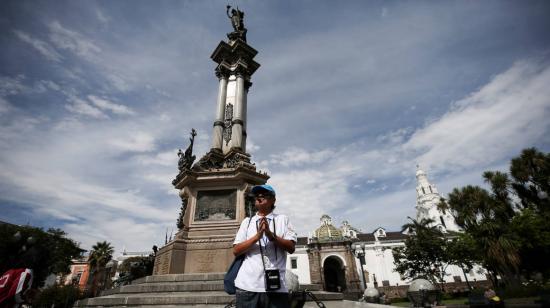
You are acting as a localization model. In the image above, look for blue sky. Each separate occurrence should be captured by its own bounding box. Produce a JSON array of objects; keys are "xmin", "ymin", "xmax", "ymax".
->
[{"xmin": 1, "ymin": 1, "xmax": 549, "ymax": 254}]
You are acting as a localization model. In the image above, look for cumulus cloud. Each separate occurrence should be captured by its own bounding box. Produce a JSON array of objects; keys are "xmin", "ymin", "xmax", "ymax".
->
[{"xmin": 13, "ymin": 30, "xmax": 62, "ymax": 62}]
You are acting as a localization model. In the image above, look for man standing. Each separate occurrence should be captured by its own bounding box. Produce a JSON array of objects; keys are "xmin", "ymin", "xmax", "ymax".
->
[{"xmin": 233, "ymin": 184, "xmax": 297, "ymax": 308}]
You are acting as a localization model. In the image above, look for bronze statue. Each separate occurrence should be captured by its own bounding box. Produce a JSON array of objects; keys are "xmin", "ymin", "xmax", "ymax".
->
[
  {"xmin": 177, "ymin": 128, "xmax": 197, "ymax": 171},
  {"xmin": 226, "ymin": 5, "xmax": 247, "ymax": 42}
]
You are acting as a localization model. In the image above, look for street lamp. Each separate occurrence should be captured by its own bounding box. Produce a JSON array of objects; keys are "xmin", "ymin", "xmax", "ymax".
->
[{"xmin": 353, "ymin": 243, "xmax": 367, "ymax": 290}]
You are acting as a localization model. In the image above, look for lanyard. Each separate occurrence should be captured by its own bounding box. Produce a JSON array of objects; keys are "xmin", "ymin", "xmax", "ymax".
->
[{"xmin": 256, "ymin": 217, "xmax": 278, "ymax": 265}]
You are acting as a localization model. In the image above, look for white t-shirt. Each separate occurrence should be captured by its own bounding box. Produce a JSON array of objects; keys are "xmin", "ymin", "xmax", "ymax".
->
[{"xmin": 233, "ymin": 212, "xmax": 297, "ymax": 293}]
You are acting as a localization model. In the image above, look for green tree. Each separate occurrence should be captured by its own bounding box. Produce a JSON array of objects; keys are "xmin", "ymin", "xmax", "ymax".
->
[
  {"xmin": 0, "ymin": 224, "xmax": 85, "ymax": 287},
  {"xmin": 392, "ymin": 218, "xmax": 450, "ymax": 288},
  {"xmin": 509, "ymin": 148, "xmax": 550, "ymax": 213},
  {"xmin": 440, "ymin": 148, "xmax": 550, "ymax": 286},
  {"xmin": 445, "ymin": 232, "xmax": 482, "ymax": 289},
  {"xmin": 508, "ymin": 148, "xmax": 550, "ymax": 280},
  {"xmin": 88, "ymin": 241, "xmax": 114, "ymax": 296},
  {"xmin": 115, "ymin": 255, "xmax": 154, "ymax": 283},
  {"xmin": 441, "ymin": 173, "xmax": 521, "ymax": 287}
]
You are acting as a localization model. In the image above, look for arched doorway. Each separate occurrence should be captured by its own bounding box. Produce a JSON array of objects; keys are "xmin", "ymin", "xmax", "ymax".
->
[{"xmin": 323, "ymin": 256, "xmax": 347, "ymax": 292}]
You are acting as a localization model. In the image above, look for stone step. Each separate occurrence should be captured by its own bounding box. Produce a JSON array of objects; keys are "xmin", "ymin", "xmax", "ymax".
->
[
  {"xmin": 76, "ymin": 291, "xmax": 234, "ymax": 306},
  {"xmin": 300, "ymin": 284, "xmax": 323, "ymax": 291},
  {"xmin": 76, "ymin": 291, "xmax": 344, "ymax": 307},
  {"xmin": 131, "ymin": 273, "xmax": 225, "ymax": 284},
  {"xmin": 102, "ymin": 282, "xmax": 322, "ymax": 296},
  {"xmin": 102, "ymin": 281, "xmax": 225, "ymax": 295},
  {"xmin": 76, "ymin": 273, "xmax": 344, "ymax": 307}
]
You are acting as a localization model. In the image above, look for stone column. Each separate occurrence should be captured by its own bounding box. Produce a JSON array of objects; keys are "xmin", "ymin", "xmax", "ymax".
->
[
  {"xmin": 241, "ymin": 81, "xmax": 250, "ymax": 152},
  {"xmin": 231, "ymin": 72, "xmax": 245, "ymax": 150},
  {"xmin": 211, "ymin": 72, "xmax": 228, "ymax": 151}
]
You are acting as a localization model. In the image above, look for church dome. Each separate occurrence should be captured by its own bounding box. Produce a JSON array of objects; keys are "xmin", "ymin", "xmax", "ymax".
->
[
  {"xmin": 314, "ymin": 215, "xmax": 344, "ymax": 241},
  {"xmin": 314, "ymin": 224, "xmax": 343, "ymax": 240}
]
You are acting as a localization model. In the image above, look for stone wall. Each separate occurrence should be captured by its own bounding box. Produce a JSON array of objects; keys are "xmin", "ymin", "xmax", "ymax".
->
[{"xmin": 376, "ymin": 280, "xmax": 493, "ymax": 299}]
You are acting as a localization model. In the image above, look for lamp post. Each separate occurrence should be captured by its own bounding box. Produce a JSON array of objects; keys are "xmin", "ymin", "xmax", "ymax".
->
[{"xmin": 353, "ymin": 243, "xmax": 367, "ymax": 290}]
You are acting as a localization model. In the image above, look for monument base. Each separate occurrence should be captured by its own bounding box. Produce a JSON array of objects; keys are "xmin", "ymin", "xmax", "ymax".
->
[
  {"xmin": 154, "ymin": 161, "xmax": 268, "ymax": 274},
  {"xmin": 153, "ymin": 231, "xmax": 235, "ymax": 274}
]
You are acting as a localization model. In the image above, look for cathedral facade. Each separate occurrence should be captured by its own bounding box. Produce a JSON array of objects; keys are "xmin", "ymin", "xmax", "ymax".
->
[{"xmin": 285, "ymin": 167, "xmax": 488, "ymax": 297}]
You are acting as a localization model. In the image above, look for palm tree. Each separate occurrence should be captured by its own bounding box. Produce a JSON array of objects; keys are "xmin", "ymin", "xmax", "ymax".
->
[
  {"xmin": 88, "ymin": 241, "xmax": 114, "ymax": 296},
  {"xmin": 445, "ymin": 176, "xmax": 521, "ymax": 287}
]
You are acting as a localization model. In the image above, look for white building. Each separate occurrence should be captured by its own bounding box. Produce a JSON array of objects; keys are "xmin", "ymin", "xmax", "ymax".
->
[{"xmin": 285, "ymin": 167, "xmax": 487, "ymax": 293}]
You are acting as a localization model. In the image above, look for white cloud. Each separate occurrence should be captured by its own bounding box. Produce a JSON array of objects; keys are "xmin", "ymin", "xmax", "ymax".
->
[
  {"xmin": 2, "ymin": 2, "xmax": 549, "ymax": 253},
  {"xmin": 0, "ymin": 97, "xmax": 11, "ymax": 114},
  {"xmin": 108, "ymin": 131, "xmax": 156, "ymax": 153},
  {"xmin": 95, "ymin": 8, "xmax": 110, "ymax": 25},
  {"xmin": 404, "ymin": 59, "xmax": 550, "ymax": 173},
  {"xmin": 88, "ymin": 95, "xmax": 135, "ymax": 115},
  {"xmin": 48, "ymin": 21, "xmax": 101, "ymax": 61},
  {"xmin": 13, "ymin": 30, "xmax": 62, "ymax": 62},
  {"xmin": 36, "ymin": 80, "xmax": 61, "ymax": 92},
  {"xmin": 65, "ymin": 96, "xmax": 107, "ymax": 119},
  {"xmin": 64, "ymin": 217, "xmax": 166, "ymax": 254},
  {"xmin": 136, "ymin": 149, "xmax": 178, "ymax": 166},
  {"xmin": 268, "ymin": 147, "xmax": 336, "ymax": 167},
  {"xmin": 246, "ymin": 139, "xmax": 261, "ymax": 153},
  {"xmin": 260, "ymin": 58, "xmax": 550, "ymax": 235},
  {"xmin": 0, "ymin": 75, "xmax": 27, "ymax": 96}
]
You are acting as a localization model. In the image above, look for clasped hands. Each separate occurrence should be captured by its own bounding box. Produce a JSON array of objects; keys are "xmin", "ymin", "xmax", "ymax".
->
[{"xmin": 256, "ymin": 216, "xmax": 276, "ymax": 241}]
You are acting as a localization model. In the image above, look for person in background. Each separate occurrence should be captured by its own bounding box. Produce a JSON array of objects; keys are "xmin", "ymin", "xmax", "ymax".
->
[{"xmin": 0, "ymin": 268, "xmax": 33, "ymax": 308}]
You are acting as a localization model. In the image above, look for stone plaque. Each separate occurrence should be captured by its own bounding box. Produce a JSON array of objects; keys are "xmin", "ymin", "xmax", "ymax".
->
[
  {"xmin": 196, "ymin": 250, "xmax": 217, "ymax": 272},
  {"xmin": 194, "ymin": 189, "xmax": 236, "ymax": 221}
]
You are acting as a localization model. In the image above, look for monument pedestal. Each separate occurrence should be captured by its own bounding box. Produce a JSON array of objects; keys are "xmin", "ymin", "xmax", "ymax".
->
[{"xmin": 153, "ymin": 153, "xmax": 268, "ymax": 274}]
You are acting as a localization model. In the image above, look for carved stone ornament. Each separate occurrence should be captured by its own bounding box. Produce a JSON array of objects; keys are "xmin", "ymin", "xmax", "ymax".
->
[
  {"xmin": 176, "ymin": 197, "xmax": 188, "ymax": 230},
  {"xmin": 224, "ymin": 151, "xmax": 255, "ymax": 170},
  {"xmin": 193, "ymin": 149, "xmax": 225, "ymax": 172},
  {"xmin": 223, "ymin": 103, "xmax": 233, "ymax": 145}
]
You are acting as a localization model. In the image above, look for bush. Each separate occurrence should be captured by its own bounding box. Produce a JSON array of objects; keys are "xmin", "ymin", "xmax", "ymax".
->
[
  {"xmin": 31, "ymin": 284, "xmax": 84, "ymax": 308},
  {"xmin": 113, "ymin": 255, "xmax": 154, "ymax": 287},
  {"xmin": 497, "ymin": 283, "xmax": 550, "ymax": 299}
]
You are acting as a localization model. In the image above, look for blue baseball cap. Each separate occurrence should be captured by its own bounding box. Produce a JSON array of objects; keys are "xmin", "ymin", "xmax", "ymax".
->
[{"xmin": 251, "ymin": 184, "xmax": 276, "ymax": 196}]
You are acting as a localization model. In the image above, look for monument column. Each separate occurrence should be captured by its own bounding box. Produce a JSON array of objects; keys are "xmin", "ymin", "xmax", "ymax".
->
[
  {"xmin": 241, "ymin": 81, "xmax": 251, "ymax": 152},
  {"xmin": 211, "ymin": 70, "xmax": 228, "ymax": 151},
  {"xmin": 231, "ymin": 71, "xmax": 245, "ymax": 150},
  {"xmin": 154, "ymin": 6, "xmax": 266, "ymax": 275}
]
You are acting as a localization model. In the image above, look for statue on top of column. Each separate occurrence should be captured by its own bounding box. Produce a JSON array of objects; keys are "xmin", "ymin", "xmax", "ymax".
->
[{"xmin": 226, "ymin": 5, "xmax": 247, "ymax": 42}]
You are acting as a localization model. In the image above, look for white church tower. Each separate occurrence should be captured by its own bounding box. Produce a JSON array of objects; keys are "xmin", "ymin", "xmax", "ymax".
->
[{"xmin": 415, "ymin": 165, "xmax": 460, "ymax": 232}]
